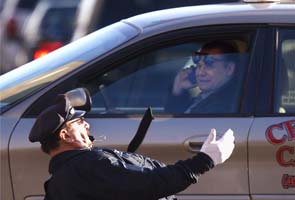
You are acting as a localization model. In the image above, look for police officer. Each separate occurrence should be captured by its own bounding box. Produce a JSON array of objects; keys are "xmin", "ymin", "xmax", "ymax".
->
[{"xmin": 29, "ymin": 92, "xmax": 235, "ymax": 200}]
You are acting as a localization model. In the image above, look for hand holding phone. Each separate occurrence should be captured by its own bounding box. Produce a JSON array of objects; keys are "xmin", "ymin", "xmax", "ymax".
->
[{"xmin": 172, "ymin": 66, "xmax": 197, "ymax": 95}]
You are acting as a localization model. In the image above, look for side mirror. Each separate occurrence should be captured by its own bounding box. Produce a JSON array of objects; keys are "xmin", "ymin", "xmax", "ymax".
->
[{"xmin": 65, "ymin": 88, "xmax": 92, "ymax": 112}]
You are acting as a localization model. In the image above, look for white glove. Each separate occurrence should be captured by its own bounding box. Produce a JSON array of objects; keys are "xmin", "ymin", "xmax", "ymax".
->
[{"xmin": 200, "ymin": 128, "xmax": 235, "ymax": 165}]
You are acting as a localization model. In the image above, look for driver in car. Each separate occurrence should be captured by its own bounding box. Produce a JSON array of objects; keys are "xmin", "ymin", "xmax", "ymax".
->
[
  {"xmin": 166, "ymin": 40, "xmax": 239, "ymax": 114},
  {"xmin": 29, "ymin": 90, "xmax": 235, "ymax": 200}
]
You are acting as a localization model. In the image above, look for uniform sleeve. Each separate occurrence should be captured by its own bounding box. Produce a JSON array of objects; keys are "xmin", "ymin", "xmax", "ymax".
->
[{"xmin": 87, "ymin": 150, "xmax": 214, "ymax": 200}]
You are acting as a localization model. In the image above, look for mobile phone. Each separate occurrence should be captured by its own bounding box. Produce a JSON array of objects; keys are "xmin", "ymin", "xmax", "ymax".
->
[{"xmin": 188, "ymin": 66, "xmax": 197, "ymax": 85}]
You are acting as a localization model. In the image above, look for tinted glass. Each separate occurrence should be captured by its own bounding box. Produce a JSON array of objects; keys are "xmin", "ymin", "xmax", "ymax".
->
[
  {"xmin": 41, "ymin": 7, "xmax": 77, "ymax": 42},
  {"xmin": 275, "ymin": 29, "xmax": 295, "ymax": 114},
  {"xmin": 18, "ymin": 0, "xmax": 39, "ymax": 9},
  {"xmin": 82, "ymin": 39, "xmax": 250, "ymax": 115}
]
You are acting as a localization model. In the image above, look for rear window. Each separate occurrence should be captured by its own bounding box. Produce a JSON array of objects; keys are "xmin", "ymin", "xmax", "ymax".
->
[
  {"xmin": 18, "ymin": 0, "xmax": 39, "ymax": 9},
  {"xmin": 41, "ymin": 7, "xmax": 77, "ymax": 42},
  {"xmin": 275, "ymin": 29, "xmax": 295, "ymax": 114}
]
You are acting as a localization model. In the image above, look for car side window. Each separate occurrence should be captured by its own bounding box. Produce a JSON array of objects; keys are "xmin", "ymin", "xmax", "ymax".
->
[
  {"xmin": 85, "ymin": 44, "xmax": 196, "ymax": 114},
  {"xmin": 83, "ymin": 38, "xmax": 251, "ymax": 115},
  {"xmin": 275, "ymin": 29, "xmax": 295, "ymax": 114}
]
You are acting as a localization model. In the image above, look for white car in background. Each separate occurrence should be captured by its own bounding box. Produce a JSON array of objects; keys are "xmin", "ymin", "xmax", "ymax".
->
[
  {"xmin": 21, "ymin": 0, "xmax": 80, "ymax": 61},
  {"xmin": 0, "ymin": 0, "xmax": 39, "ymax": 74}
]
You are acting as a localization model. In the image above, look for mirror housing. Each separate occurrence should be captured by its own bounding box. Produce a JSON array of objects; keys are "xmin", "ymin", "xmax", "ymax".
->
[{"xmin": 65, "ymin": 88, "xmax": 92, "ymax": 112}]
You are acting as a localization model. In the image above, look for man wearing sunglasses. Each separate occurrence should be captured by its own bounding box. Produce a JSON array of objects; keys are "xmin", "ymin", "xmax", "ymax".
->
[
  {"xmin": 29, "ymin": 92, "xmax": 235, "ymax": 200},
  {"xmin": 166, "ymin": 40, "xmax": 239, "ymax": 114}
]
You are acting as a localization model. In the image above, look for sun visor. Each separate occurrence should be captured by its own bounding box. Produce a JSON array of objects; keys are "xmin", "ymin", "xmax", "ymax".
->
[{"xmin": 65, "ymin": 88, "xmax": 92, "ymax": 112}]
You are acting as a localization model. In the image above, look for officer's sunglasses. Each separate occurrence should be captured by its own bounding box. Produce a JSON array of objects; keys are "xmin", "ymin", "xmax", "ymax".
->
[
  {"xmin": 69, "ymin": 117, "xmax": 86, "ymax": 125},
  {"xmin": 192, "ymin": 52, "xmax": 227, "ymax": 67}
]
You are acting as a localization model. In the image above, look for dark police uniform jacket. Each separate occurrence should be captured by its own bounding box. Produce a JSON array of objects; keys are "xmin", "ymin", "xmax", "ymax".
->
[{"xmin": 44, "ymin": 148, "xmax": 214, "ymax": 200}]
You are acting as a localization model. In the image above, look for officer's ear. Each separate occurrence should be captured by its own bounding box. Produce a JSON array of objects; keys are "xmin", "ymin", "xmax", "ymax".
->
[{"xmin": 59, "ymin": 129, "xmax": 74, "ymax": 143}]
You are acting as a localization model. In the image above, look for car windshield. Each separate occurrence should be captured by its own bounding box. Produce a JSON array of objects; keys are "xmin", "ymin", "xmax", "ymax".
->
[{"xmin": 0, "ymin": 22, "xmax": 139, "ymax": 112}]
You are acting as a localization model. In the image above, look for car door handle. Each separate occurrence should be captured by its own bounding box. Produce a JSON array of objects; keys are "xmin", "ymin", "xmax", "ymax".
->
[
  {"xmin": 183, "ymin": 135, "xmax": 207, "ymax": 153},
  {"xmin": 25, "ymin": 196, "xmax": 44, "ymax": 200}
]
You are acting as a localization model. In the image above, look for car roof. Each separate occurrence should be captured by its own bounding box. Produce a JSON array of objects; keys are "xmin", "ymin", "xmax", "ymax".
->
[{"xmin": 124, "ymin": 2, "xmax": 295, "ymax": 33}]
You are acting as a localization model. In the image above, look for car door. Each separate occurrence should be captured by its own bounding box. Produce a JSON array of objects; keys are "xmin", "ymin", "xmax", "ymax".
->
[
  {"xmin": 10, "ymin": 25, "xmax": 265, "ymax": 200},
  {"xmin": 249, "ymin": 27, "xmax": 295, "ymax": 200}
]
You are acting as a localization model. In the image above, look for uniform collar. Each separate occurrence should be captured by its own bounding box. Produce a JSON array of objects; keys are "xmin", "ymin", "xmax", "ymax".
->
[{"xmin": 48, "ymin": 149, "xmax": 89, "ymax": 174}]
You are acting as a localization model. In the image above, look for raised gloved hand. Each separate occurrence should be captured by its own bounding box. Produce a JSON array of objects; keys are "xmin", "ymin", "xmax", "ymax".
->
[{"xmin": 200, "ymin": 128, "xmax": 235, "ymax": 165}]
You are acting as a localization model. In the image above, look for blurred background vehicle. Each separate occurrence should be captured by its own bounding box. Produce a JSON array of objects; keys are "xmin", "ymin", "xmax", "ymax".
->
[
  {"xmin": 1, "ymin": 0, "xmax": 39, "ymax": 40},
  {"xmin": 72, "ymin": 0, "xmax": 239, "ymax": 41},
  {"xmin": 0, "ymin": 0, "xmax": 5, "ymax": 11},
  {"xmin": 1, "ymin": 0, "xmax": 39, "ymax": 74},
  {"xmin": 21, "ymin": 0, "xmax": 80, "ymax": 61}
]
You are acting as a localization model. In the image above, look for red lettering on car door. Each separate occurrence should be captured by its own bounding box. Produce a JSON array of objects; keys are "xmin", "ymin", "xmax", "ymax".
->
[
  {"xmin": 276, "ymin": 146, "xmax": 295, "ymax": 167},
  {"xmin": 265, "ymin": 120, "xmax": 295, "ymax": 189}
]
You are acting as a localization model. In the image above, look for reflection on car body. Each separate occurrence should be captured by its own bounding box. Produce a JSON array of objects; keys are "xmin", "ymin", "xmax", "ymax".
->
[{"xmin": 1, "ymin": 0, "xmax": 295, "ymax": 200}]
